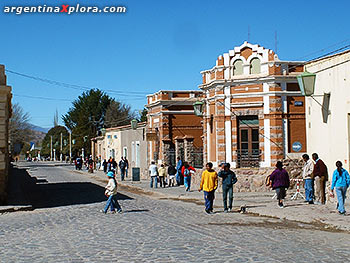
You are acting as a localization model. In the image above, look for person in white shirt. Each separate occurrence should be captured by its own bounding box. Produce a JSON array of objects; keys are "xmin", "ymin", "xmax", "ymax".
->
[
  {"xmin": 149, "ymin": 161, "xmax": 158, "ymax": 188},
  {"xmin": 101, "ymin": 171, "xmax": 122, "ymax": 214},
  {"xmin": 302, "ymin": 154, "xmax": 314, "ymax": 204}
]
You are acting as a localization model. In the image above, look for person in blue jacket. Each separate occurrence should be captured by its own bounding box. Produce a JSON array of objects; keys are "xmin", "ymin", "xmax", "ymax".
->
[
  {"xmin": 218, "ymin": 163, "xmax": 237, "ymax": 213},
  {"xmin": 176, "ymin": 157, "xmax": 183, "ymax": 186},
  {"xmin": 331, "ymin": 161, "xmax": 350, "ymax": 215}
]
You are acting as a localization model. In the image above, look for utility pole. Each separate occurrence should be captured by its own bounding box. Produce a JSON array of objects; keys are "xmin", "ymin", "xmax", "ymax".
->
[
  {"xmin": 50, "ymin": 135, "xmax": 53, "ymax": 161},
  {"xmin": 248, "ymin": 25, "xmax": 250, "ymax": 42},
  {"xmin": 69, "ymin": 131, "xmax": 72, "ymax": 162},
  {"xmin": 275, "ymin": 31, "xmax": 278, "ymax": 54},
  {"xmin": 60, "ymin": 132, "xmax": 63, "ymax": 162}
]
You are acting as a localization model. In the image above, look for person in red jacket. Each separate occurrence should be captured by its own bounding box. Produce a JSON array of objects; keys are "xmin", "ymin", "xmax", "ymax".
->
[
  {"xmin": 312, "ymin": 153, "xmax": 328, "ymax": 204},
  {"xmin": 181, "ymin": 162, "xmax": 196, "ymax": 191}
]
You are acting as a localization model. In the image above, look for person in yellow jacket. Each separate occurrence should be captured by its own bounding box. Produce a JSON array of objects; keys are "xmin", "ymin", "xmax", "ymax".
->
[
  {"xmin": 158, "ymin": 164, "xmax": 167, "ymax": 188},
  {"xmin": 198, "ymin": 162, "xmax": 218, "ymax": 214}
]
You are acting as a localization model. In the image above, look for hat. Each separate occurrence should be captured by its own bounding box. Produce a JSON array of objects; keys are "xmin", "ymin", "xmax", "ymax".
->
[{"xmin": 107, "ymin": 171, "xmax": 115, "ymax": 178}]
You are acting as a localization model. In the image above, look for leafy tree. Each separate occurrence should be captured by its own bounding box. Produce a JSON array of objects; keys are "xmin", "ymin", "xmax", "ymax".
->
[
  {"xmin": 104, "ymin": 101, "xmax": 135, "ymax": 128},
  {"xmin": 41, "ymin": 126, "xmax": 69, "ymax": 158},
  {"xmin": 9, "ymin": 103, "xmax": 34, "ymax": 155},
  {"xmin": 62, "ymin": 89, "xmax": 137, "ymax": 156},
  {"xmin": 62, "ymin": 89, "xmax": 113, "ymax": 156}
]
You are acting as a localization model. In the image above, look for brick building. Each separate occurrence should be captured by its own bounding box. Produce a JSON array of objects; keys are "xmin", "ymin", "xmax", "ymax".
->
[
  {"xmin": 0, "ymin": 65, "xmax": 12, "ymax": 204},
  {"xmin": 146, "ymin": 90, "xmax": 203, "ymax": 167},
  {"xmin": 199, "ymin": 42, "xmax": 307, "ymax": 168}
]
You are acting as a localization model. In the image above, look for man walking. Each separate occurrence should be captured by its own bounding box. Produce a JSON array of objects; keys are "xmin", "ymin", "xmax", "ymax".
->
[
  {"xmin": 119, "ymin": 157, "xmax": 127, "ymax": 181},
  {"xmin": 302, "ymin": 154, "xmax": 314, "ymax": 204},
  {"xmin": 312, "ymin": 153, "xmax": 328, "ymax": 204},
  {"xmin": 124, "ymin": 157, "xmax": 129, "ymax": 178},
  {"xmin": 218, "ymin": 163, "xmax": 237, "ymax": 213},
  {"xmin": 198, "ymin": 162, "xmax": 218, "ymax": 214}
]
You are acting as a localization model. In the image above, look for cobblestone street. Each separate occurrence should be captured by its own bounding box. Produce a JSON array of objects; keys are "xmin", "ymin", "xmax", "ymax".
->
[{"xmin": 1, "ymin": 163, "xmax": 350, "ymax": 262}]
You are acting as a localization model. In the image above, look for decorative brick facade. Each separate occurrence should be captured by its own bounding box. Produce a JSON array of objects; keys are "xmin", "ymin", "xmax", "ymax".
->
[
  {"xmin": 0, "ymin": 65, "xmax": 12, "ymax": 205},
  {"xmin": 146, "ymin": 91, "xmax": 203, "ymax": 167},
  {"xmin": 200, "ymin": 42, "xmax": 307, "ymax": 168}
]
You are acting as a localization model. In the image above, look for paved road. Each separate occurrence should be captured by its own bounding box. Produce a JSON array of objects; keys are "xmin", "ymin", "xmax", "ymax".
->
[{"xmin": 1, "ymin": 162, "xmax": 350, "ymax": 262}]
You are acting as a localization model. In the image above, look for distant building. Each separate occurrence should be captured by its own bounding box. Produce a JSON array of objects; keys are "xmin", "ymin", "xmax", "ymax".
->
[
  {"xmin": 146, "ymin": 90, "xmax": 203, "ymax": 167},
  {"xmin": 0, "ymin": 65, "xmax": 12, "ymax": 204},
  {"xmin": 199, "ymin": 42, "xmax": 307, "ymax": 168},
  {"xmin": 91, "ymin": 122, "xmax": 148, "ymax": 178},
  {"xmin": 305, "ymin": 50, "xmax": 350, "ymax": 172}
]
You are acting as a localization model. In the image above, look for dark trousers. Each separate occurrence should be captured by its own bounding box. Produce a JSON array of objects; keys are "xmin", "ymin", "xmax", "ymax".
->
[
  {"xmin": 275, "ymin": 187, "xmax": 286, "ymax": 202},
  {"xmin": 159, "ymin": 176, "xmax": 165, "ymax": 187},
  {"xmin": 120, "ymin": 168, "xmax": 126, "ymax": 181},
  {"xmin": 222, "ymin": 184, "xmax": 233, "ymax": 210},
  {"xmin": 204, "ymin": 190, "xmax": 215, "ymax": 211},
  {"xmin": 319, "ymin": 176, "xmax": 326, "ymax": 204}
]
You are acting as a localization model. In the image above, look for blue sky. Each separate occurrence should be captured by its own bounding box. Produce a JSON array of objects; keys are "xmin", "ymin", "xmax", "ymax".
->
[{"xmin": 1, "ymin": 0, "xmax": 349, "ymax": 128}]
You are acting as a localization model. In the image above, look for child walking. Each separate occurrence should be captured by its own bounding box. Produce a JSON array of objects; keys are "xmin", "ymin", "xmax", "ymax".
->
[{"xmin": 101, "ymin": 171, "xmax": 122, "ymax": 214}]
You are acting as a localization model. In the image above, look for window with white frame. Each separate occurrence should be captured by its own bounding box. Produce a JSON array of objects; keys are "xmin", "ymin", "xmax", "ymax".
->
[
  {"xmin": 233, "ymin": 59, "xmax": 243, "ymax": 75},
  {"xmin": 250, "ymin": 58, "xmax": 261, "ymax": 74}
]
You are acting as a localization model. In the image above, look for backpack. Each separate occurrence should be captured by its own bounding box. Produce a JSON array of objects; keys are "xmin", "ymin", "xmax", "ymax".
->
[{"xmin": 184, "ymin": 168, "xmax": 190, "ymax": 176}]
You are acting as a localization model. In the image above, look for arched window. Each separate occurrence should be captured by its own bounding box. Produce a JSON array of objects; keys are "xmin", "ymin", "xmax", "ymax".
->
[
  {"xmin": 250, "ymin": 58, "xmax": 261, "ymax": 74},
  {"xmin": 233, "ymin": 60, "xmax": 243, "ymax": 75}
]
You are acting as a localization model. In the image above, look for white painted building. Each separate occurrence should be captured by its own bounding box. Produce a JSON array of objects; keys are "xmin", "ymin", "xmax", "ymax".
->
[{"xmin": 305, "ymin": 50, "xmax": 350, "ymax": 173}]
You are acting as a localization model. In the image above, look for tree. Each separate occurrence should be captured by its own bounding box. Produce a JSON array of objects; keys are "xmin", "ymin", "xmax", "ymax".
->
[
  {"xmin": 41, "ymin": 126, "xmax": 69, "ymax": 158},
  {"xmin": 9, "ymin": 103, "xmax": 34, "ymax": 155},
  {"xmin": 138, "ymin": 108, "xmax": 148, "ymax": 122},
  {"xmin": 62, "ymin": 89, "xmax": 114, "ymax": 156},
  {"xmin": 104, "ymin": 101, "xmax": 135, "ymax": 128},
  {"xmin": 62, "ymin": 89, "xmax": 137, "ymax": 156}
]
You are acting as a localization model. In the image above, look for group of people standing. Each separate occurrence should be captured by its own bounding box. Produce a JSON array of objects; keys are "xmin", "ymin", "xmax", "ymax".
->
[
  {"xmin": 302, "ymin": 153, "xmax": 350, "ymax": 215},
  {"xmin": 148, "ymin": 157, "xmax": 196, "ymax": 191},
  {"xmin": 102, "ymin": 157, "xmax": 129, "ymax": 181},
  {"xmin": 268, "ymin": 152, "xmax": 350, "ymax": 215}
]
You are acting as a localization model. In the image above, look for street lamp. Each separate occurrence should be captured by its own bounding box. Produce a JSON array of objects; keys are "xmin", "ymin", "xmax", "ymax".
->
[
  {"xmin": 297, "ymin": 71, "xmax": 316, "ymax": 96},
  {"xmin": 131, "ymin": 119, "xmax": 138, "ymax": 130},
  {"xmin": 100, "ymin": 128, "xmax": 106, "ymax": 136},
  {"xmin": 193, "ymin": 101, "xmax": 204, "ymax": 116}
]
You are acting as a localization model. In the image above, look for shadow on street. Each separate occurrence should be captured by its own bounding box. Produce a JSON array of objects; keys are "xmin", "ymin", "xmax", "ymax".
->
[{"xmin": 7, "ymin": 165, "xmax": 133, "ymax": 209}]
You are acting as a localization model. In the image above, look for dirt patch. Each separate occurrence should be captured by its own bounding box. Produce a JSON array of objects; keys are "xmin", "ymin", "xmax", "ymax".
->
[{"xmin": 208, "ymin": 217, "xmax": 348, "ymax": 234}]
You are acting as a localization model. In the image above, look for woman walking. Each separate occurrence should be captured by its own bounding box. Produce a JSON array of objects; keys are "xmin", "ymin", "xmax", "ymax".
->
[
  {"xmin": 269, "ymin": 161, "xmax": 290, "ymax": 208},
  {"xmin": 331, "ymin": 161, "xmax": 350, "ymax": 215}
]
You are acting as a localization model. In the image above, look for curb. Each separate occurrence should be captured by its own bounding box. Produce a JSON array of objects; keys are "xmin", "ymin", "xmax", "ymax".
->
[{"xmin": 0, "ymin": 205, "xmax": 33, "ymax": 214}]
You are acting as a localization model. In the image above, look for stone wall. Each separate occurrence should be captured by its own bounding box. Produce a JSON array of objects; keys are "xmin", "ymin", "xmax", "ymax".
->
[
  {"xmin": 0, "ymin": 65, "xmax": 12, "ymax": 205},
  {"xmin": 190, "ymin": 159, "xmax": 304, "ymax": 193}
]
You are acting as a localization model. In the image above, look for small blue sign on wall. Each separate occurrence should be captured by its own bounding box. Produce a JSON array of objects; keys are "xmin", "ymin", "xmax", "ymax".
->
[
  {"xmin": 294, "ymin": 101, "xmax": 303, "ymax": 106},
  {"xmin": 292, "ymin": 141, "xmax": 302, "ymax": 152}
]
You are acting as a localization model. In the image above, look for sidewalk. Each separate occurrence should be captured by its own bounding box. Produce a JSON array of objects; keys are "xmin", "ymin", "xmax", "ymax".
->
[
  {"xmin": 87, "ymin": 169, "xmax": 350, "ymax": 232},
  {"xmin": 0, "ymin": 163, "xmax": 34, "ymax": 213}
]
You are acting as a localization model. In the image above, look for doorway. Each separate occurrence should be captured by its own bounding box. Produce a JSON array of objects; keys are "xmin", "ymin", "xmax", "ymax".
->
[{"xmin": 237, "ymin": 116, "xmax": 260, "ymax": 167}]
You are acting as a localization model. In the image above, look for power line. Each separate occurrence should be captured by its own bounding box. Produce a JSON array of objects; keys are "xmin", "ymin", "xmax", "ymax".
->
[
  {"xmin": 13, "ymin": 93, "xmax": 72, "ymax": 102},
  {"xmin": 5, "ymin": 69, "xmax": 149, "ymax": 97},
  {"xmin": 295, "ymin": 38, "xmax": 350, "ymax": 60}
]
